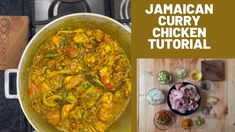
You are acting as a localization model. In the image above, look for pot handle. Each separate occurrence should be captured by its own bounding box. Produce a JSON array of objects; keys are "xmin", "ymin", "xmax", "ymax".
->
[{"xmin": 4, "ymin": 69, "xmax": 19, "ymax": 99}]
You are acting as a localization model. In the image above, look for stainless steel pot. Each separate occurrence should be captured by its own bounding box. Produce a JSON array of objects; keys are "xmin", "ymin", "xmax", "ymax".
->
[{"xmin": 4, "ymin": 13, "xmax": 131, "ymax": 132}]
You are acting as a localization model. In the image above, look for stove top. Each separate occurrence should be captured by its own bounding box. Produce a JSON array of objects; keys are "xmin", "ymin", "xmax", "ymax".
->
[
  {"xmin": 0, "ymin": 0, "xmax": 131, "ymax": 131},
  {"xmin": 0, "ymin": 71, "xmax": 33, "ymax": 132},
  {"xmin": 33, "ymin": 0, "xmax": 131, "ymax": 32}
]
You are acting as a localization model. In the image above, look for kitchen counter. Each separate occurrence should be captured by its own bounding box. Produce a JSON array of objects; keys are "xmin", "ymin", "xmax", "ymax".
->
[{"xmin": 137, "ymin": 58, "xmax": 235, "ymax": 132}]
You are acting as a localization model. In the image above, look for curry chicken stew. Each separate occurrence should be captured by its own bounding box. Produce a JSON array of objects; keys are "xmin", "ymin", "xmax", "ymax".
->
[{"xmin": 29, "ymin": 28, "xmax": 131, "ymax": 132}]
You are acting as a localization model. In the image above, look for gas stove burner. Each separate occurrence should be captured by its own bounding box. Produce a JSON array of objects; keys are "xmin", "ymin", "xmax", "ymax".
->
[
  {"xmin": 120, "ymin": 0, "xmax": 131, "ymax": 27},
  {"xmin": 48, "ymin": 0, "xmax": 91, "ymax": 18},
  {"xmin": 60, "ymin": 0, "xmax": 83, "ymax": 2},
  {"xmin": 120, "ymin": 0, "xmax": 130, "ymax": 19}
]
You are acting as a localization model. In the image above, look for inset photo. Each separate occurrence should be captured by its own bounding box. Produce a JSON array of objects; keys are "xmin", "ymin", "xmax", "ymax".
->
[{"xmin": 137, "ymin": 58, "xmax": 235, "ymax": 131}]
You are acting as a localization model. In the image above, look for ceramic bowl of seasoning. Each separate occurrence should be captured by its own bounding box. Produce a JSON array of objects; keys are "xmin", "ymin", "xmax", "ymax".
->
[
  {"xmin": 201, "ymin": 105, "xmax": 213, "ymax": 118},
  {"xmin": 146, "ymin": 88, "xmax": 165, "ymax": 106},
  {"xmin": 199, "ymin": 80, "xmax": 214, "ymax": 93},
  {"xmin": 190, "ymin": 70, "xmax": 202, "ymax": 81},
  {"xmin": 175, "ymin": 66, "xmax": 187, "ymax": 79},
  {"xmin": 157, "ymin": 70, "xmax": 172, "ymax": 85},
  {"xmin": 154, "ymin": 110, "xmax": 174, "ymax": 130}
]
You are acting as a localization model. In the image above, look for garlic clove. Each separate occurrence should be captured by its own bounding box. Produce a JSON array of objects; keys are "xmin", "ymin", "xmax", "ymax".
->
[{"xmin": 207, "ymin": 96, "xmax": 219, "ymax": 104}]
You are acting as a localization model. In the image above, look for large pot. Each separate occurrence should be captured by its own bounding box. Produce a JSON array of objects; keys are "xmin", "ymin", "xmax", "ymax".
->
[{"xmin": 4, "ymin": 13, "xmax": 131, "ymax": 132}]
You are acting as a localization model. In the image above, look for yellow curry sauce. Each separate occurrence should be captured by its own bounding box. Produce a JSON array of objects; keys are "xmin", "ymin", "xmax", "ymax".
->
[{"xmin": 29, "ymin": 29, "xmax": 131, "ymax": 132}]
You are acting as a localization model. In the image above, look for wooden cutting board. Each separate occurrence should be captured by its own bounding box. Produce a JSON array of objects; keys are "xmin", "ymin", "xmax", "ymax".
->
[
  {"xmin": 201, "ymin": 60, "xmax": 225, "ymax": 81},
  {"xmin": 0, "ymin": 16, "xmax": 29, "ymax": 70}
]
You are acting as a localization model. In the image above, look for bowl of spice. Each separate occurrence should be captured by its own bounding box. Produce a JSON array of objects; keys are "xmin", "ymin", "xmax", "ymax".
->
[{"xmin": 181, "ymin": 118, "xmax": 192, "ymax": 129}]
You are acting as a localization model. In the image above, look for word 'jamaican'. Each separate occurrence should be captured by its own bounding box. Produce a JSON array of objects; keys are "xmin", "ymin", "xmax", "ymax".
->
[{"xmin": 145, "ymin": 4, "xmax": 213, "ymax": 15}]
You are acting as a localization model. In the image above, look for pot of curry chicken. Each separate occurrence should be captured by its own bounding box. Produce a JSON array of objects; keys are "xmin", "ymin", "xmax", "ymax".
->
[{"xmin": 13, "ymin": 13, "xmax": 131, "ymax": 132}]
